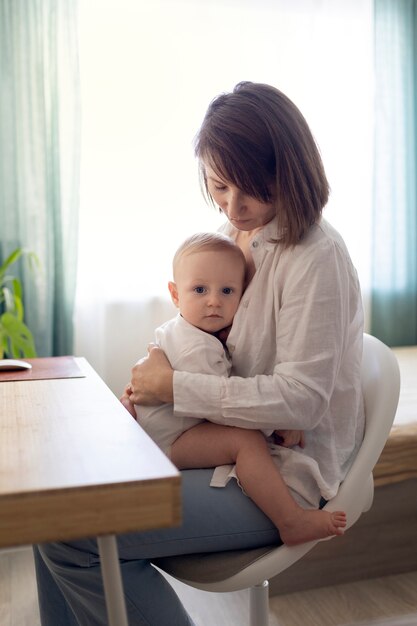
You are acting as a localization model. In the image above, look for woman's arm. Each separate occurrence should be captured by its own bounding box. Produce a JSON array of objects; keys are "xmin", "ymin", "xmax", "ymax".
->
[
  {"xmin": 173, "ymin": 237, "xmax": 363, "ymax": 432},
  {"xmin": 130, "ymin": 233, "xmax": 362, "ymax": 432},
  {"xmin": 129, "ymin": 327, "xmax": 230, "ymax": 406},
  {"xmin": 129, "ymin": 346, "xmax": 174, "ymax": 405}
]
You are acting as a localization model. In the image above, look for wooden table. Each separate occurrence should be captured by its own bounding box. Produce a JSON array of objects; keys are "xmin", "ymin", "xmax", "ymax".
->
[{"xmin": 0, "ymin": 357, "xmax": 181, "ymax": 625}]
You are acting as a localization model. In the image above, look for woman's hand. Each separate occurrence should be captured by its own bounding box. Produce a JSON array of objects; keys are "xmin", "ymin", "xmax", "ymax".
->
[{"xmin": 129, "ymin": 344, "xmax": 174, "ymax": 406}]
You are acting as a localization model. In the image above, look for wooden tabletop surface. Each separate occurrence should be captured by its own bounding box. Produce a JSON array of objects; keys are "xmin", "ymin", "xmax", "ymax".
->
[{"xmin": 0, "ymin": 358, "xmax": 181, "ymax": 548}]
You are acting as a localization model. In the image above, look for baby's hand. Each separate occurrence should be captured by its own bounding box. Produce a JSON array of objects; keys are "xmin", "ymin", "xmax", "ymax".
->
[
  {"xmin": 120, "ymin": 384, "xmax": 137, "ymax": 419},
  {"xmin": 274, "ymin": 429, "xmax": 305, "ymax": 448}
]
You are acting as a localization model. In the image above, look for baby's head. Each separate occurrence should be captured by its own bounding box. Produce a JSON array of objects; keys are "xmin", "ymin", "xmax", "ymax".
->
[{"xmin": 169, "ymin": 232, "xmax": 246, "ymax": 334}]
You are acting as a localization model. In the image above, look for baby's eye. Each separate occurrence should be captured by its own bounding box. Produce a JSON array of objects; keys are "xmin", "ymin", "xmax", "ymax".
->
[
  {"xmin": 222, "ymin": 287, "xmax": 233, "ymax": 295},
  {"xmin": 193, "ymin": 286, "xmax": 207, "ymax": 294}
]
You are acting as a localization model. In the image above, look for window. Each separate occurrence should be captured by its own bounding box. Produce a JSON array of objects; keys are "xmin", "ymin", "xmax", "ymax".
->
[{"xmin": 76, "ymin": 0, "xmax": 374, "ymax": 392}]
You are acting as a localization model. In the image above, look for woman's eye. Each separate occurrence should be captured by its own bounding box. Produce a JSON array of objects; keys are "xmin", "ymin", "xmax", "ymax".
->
[
  {"xmin": 214, "ymin": 185, "xmax": 227, "ymax": 191},
  {"xmin": 194, "ymin": 286, "xmax": 206, "ymax": 294},
  {"xmin": 222, "ymin": 287, "xmax": 233, "ymax": 295}
]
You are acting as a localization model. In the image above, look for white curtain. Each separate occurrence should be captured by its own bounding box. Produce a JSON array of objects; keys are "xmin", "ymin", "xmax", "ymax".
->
[
  {"xmin": 371, "ymin": 0, "xmax": 417, "ymax": 346},
  {"xmin": 1, "ymin": 0, "xmax": 80, "ymax": 357},
  {"xmin": 75, "ymin": 0, "xmax": 374, "ymax": 395}
]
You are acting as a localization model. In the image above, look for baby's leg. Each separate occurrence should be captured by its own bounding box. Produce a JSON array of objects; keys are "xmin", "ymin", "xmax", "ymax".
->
[
  {"xmin": 171, "ymin": 421, "xmax": 248, "ymax": 468},
  {"xmin": 171, "ymin": 423, "xmax": 346, "ymax": 546}
]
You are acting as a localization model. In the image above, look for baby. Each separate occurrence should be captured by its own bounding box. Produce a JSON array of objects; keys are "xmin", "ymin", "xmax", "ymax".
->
[{"xmin": 122, "ymin": 232, "xmax": 346, "ymax": 545}]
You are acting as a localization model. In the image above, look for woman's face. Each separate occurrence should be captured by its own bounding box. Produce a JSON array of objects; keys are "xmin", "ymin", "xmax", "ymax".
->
[{"xmin": 204, "ymin": 164, "xmax": 276, "ymax": 231}]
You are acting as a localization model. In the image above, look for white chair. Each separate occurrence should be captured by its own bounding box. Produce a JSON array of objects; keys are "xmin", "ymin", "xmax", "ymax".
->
[{"xmin": 153, "ymin": 334, "xmax": 401, "ymax": 626}]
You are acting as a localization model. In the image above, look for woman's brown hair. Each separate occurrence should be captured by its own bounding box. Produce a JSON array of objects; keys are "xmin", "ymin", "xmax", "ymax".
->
[{"xmin": 194, "ymin": 82, "xmax": 330, "ymax": 247}]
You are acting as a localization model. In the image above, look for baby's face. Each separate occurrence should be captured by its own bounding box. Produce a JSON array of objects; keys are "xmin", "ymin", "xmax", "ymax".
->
[{"xmin": 173, "ymin": 249, "xmax": 245, "ymax": 333}]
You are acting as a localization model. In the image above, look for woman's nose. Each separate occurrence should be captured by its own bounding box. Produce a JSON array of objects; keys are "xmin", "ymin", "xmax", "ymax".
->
[{"xmin": 223, "ymin": 189, "xmax": 245, "ymax": 218}]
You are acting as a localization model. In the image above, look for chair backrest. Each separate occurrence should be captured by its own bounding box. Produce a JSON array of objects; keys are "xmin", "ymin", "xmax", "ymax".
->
[
  {"xmin": 360, "ymin": 333, "xmax": 401, "ymax": 471},
  {"xmin": 178, "ymin": 333, "xmax": 401, "ymax": 592},
  {"xmin": 327, "ymin": 333, "xmax": 401, "ymax": 525}
]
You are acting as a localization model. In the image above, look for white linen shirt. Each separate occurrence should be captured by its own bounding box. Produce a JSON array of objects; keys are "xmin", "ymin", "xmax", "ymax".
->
[{"xmin": 174, "ymin": 217, "xmax": 365, "ymax": 506}]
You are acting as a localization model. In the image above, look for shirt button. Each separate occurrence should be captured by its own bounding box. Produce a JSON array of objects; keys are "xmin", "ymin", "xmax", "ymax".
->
[
  {"xmin": 228, "ymin": 345, "xmax": 235, "ymax": 353},
  {"xmin": 252, "ymin": 241, "xmax": 259, "ymax": 248}
]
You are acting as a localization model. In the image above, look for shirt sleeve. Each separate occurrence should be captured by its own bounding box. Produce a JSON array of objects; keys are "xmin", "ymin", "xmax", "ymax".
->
[
  {"xmin": 173, "ymin": 339, "xmax": 231, "ymax": 378},
  {"xmin": 173, "ymin": 238, "xmax": 362, "ymax": 431}
]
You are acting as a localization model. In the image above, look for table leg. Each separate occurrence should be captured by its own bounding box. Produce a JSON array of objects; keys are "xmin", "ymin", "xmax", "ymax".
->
[{"xmin": 97, "ymin": 534, "xmax": 129, "ymax": 626}]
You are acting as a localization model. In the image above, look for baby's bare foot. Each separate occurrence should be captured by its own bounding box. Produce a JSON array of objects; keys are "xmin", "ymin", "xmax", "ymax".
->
[{"xmin": 279, "ymin": 509, "xmax": 347, "ymax": 546}]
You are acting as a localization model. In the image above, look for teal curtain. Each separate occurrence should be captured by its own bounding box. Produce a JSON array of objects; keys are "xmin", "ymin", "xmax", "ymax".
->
[
  {"xmin": 0, "ymin": 0, "xmax": 80, "ymax": 356},
  {"xmin": 371, "ymin": 0, "xmax": 417, "ymax": 346}
]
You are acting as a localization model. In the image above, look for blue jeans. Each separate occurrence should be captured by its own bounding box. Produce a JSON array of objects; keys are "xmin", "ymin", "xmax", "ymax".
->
[{"xmin": 34, "ymin": 469, "xmax": 280, "ymax": 625}]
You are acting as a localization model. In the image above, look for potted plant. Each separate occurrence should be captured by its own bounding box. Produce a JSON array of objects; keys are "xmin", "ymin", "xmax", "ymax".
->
[{"xmin": 0, "ymin": 247, "xmax": 38, "ymax": 358}]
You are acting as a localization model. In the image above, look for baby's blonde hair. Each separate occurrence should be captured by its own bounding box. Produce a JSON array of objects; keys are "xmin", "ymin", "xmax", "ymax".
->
[{"xmin": 172, "ymin": 232, "xmax": 246, "ymax": 281}]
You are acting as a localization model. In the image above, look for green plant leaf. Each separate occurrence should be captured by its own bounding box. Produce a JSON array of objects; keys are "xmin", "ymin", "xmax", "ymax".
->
[
  {"xmin": 27, "ymin": 250, "xmax": 41, "ymax": 272},
  {"xmin": 0, "ymin": 247, "xmax": 38, "ymax": 357},
  {"xmin": 0, "ymin": 248, "xmax": 23, "ymax": 274},
  {"xmin": 1, "ymin": 287, "xmax": 24, "ymax": 319},
  {"xmin": 0, "ymin": 312, "xmax": 37, "ymax": 358},
  {"xmin": 12, "ymin": 277, "xmax": 22, "ymax": 300},
  {"xmin": 14, "ymin": 293, "xmax": 24, "ymax": 321},
  {"xmin": 0, "ymin": 329, "xmax": 6, "ymax": 359},
  {"xmin": 3, "ymin": 286, "xmax": 15, "ymax": 313}
]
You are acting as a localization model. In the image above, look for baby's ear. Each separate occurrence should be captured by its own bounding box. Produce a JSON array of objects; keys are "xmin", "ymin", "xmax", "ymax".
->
[{"xmin": 168, "ymin": 281, "xmax": 179, "ymax": 307}]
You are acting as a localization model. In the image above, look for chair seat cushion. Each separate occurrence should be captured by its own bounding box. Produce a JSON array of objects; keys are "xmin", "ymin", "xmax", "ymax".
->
[{"xmin": 152, "ymin": 544, "xmax": 276, "ymax": 584}]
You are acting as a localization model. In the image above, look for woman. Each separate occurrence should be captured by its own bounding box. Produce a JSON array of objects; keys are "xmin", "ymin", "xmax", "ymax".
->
[{"xmin": 34, "ymin": 82, "xmax": 364, "ymax": 625}]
